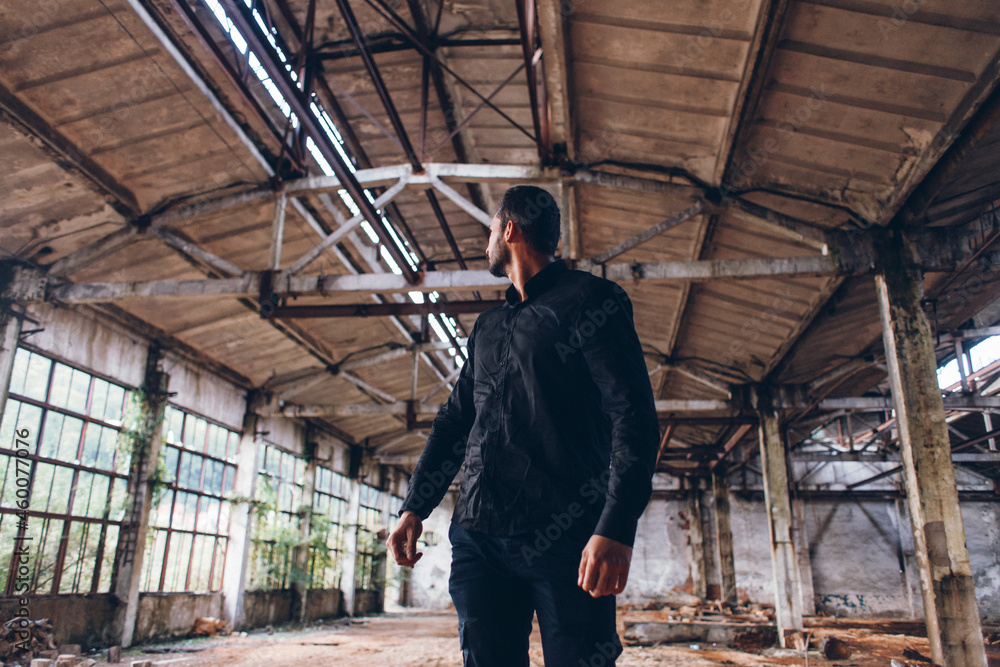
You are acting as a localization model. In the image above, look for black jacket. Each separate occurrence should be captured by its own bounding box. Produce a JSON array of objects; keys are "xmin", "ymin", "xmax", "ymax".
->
[{"xmin": 400, "ymin": 260, "xmax": 659, "ymax": 547}]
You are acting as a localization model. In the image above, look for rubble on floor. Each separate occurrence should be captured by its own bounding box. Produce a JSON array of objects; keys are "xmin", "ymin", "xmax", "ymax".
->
[
  {"xmin": 1, "ymin": 618, "xmax": 57, "ymax": 665},
  {"xmin": 620, "ymin": 592, "xmax": 1000, "ymax": 666}
]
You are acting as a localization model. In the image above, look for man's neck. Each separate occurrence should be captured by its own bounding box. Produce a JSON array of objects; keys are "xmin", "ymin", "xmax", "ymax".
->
[{"xmin": 509, "ymin": 254, "xmax": 556, "ymax": 302}]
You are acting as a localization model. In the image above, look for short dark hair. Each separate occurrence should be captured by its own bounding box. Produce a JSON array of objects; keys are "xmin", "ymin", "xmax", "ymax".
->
[{"xmin": 496, "ymin": 185, "xmax": 561, "ymax": 256}]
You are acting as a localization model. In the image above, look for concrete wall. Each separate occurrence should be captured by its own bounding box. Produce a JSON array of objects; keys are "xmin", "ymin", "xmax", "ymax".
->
[
  {"xmin": 24, "ymin": 303, "xmax": 146, "ymax": 387},
  {"xmin": 236, "ymin": 588, "xmax": 346, "ymax": 630},
  {"xmin": 304, "ymin": 588, "xmax": 343, "ymax": 620},
  {"xmin": 242, "ymin": 590, "xmax": 295, "ymax": 628},
  {"xmin": 622, "ymin": 498, "xmax": 704, "ymax": 605},
  {"xmin": 133, "ymin": 592, "xmax": 225, "ymax": 643},
  {"xmin": 963, "ymin": 502, "xmax": 1000, "ymax": 621},
  {"xmin": 0, "ymin": 594, "xmax": 118, "ymax": 649},
  {"xmin": 354, "ymin": 590, "xmax": 383, "ymax": 616},
  {"xmin": 408, "ymin": 492, "xmax": 457, "ymax": 611},
  {"xmin": 804, "ymin": 500, "xmax": 912, "ymax": 617},
  {"xmin": 729, "ymin": 496, "xmax": 775, "ymax": 606},
  {"xmin": 166, "ymin": 357, "xmax": 245, "ymax": 430}
]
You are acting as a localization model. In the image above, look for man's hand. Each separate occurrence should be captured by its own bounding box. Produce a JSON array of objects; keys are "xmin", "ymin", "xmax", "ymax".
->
[
  {"xmin": 578, "ymin": 535, "xmax": 632, "ymax": 597},
  {"xmin": 387, "ymin": 511, "xmax": 424, "ymax": 568}
]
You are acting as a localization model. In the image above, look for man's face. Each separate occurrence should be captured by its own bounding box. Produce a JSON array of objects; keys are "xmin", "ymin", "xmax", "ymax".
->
[{"xmin": 487, "ymin": 214, "xmax": 511, "ymax": 278}]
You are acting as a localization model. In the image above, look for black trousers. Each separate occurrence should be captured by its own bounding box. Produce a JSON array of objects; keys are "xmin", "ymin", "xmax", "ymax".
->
[{"xmin": 448, "ymin": 522, "xmax": 622, "ymax": 667}]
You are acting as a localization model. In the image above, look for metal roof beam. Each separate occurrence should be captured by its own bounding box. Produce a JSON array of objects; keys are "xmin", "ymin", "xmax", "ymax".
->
[
  {"xmin": 218, "ymin": 0, "xmax": 419, "ymax": 283},
  {"xmin": 536, "ymin": 0, "xmax": 573, "ymax": 161}
]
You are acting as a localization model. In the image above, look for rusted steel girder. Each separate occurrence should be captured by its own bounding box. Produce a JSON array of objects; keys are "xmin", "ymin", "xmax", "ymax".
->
[
  {"xmin": 333, "ymin": 0, "xmax": 473, "ymax": 279},
  {"xmin": 220, "ymin": 0, "xmax": 419, "ymax": 283}
]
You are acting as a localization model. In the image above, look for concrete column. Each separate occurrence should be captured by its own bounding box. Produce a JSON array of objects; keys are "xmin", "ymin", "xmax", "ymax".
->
[
  {"xmin": 339, "ymin": 476, "xmax": 362, "ymax": 616},
  {"xmin": 700, "ymin": 483, "xmax": 722, "ymax": 602},
  {"xmin": 712, "ymin": 468, "xmax": 738, "ymax": 607},
  {"xmin": 0, "ymin": 305, "xmax": 22, "ymax": 427},
  {"xmin": 875, "ymin": 232, "xmax": 986, "ymax": 667},
  {"xmin": 221, "ymin": 396, "xmax": 263, "ymax": 630},
  {"xmin": 791, "ymin": 498, "xmax": 816, "ymax": 616},
  {"xmin": 684, "ymin": 479, "xmax": 707, "ymax": 600},
  {"xmin": 111, "ymin": 344, "xmax": 170, "ymax": 648},
  {"xmin": 758, "ymin": 408, "xmax": 804, "ymax": 645},
  {"xmin": 293, "ymin": 431, "xmax": 318, "ymax": 622}
]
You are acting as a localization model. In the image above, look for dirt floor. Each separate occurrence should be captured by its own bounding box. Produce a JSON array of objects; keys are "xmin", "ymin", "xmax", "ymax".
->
[{"xmin": 73, "ymin": 610, "xmax": 1000, "ymax": 666}]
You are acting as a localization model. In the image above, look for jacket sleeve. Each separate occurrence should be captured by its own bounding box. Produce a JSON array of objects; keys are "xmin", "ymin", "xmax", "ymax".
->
[
  {"xmin": 399, "ymin": 321, "xmax": 477, "ymax": 520},
  {"xmin": 578, "ymin": 281, "xmax": 659, "ymax": 547}
]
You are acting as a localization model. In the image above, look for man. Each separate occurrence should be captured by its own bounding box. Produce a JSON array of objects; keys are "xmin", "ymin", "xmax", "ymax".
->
[{"xmin": 387, "ymin": 185, "xmax": 658, "ymax": 666}]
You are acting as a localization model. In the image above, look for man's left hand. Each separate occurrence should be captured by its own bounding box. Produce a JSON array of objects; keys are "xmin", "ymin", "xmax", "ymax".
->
[{"xmin": 578, "ymin": 535, "xmax": 632, "ymax": 597}]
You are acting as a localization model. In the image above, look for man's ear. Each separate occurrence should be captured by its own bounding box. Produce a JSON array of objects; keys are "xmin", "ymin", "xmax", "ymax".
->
[{"xmin": 503, "ymin": 219, "xmax": 519, "ymax": 243}]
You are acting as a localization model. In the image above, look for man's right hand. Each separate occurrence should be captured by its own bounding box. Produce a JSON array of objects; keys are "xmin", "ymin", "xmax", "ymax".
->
[{"xmin": 387, "ymin": 511, "xmax": 424, "ymax": 568}]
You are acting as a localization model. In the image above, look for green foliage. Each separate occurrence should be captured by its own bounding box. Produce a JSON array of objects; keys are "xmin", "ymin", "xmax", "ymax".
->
[{"xmin": 114, "ymin": 387, "xmax": 170, "ymax": 507}]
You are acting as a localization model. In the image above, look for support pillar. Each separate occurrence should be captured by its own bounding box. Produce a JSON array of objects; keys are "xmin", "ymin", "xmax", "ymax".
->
[
  {"xmin": 221, "ymin": 399, "xmax": 262, "ymax": 630},
  {"xmin": 340, "ymin": 475, "xmax": 362, "ymax": 616},
  {"xmin": 791, "ymin": 498, "xmax": 815, "ymax": 616},
  {"xmin": 0, "ymin": 305, "xmax": 23, "ymax": 427},
  {"xmin": 110, "ymin": 343, "xmax": 170, "ymax": 648},
  {"xmin": 292, "ymin": 428, "xmax": 318, "ymax": 622},
  {"xmin": 0, "ymin": 262, "xmax": 38, "ymax": 427},
  {"xmin": 875, "ymin": 232, "xmax": 986, "ymax": 666},
  {"xmin": 712, "ymin": 468, "xmax": 738, "ymax": 607},
  {"xmin": 700, "ymin": 481, "xmax": 722, "ymax": 602},
  {"xmin": 758, "ymin": 408, "xmax": 804, "ymax": 646},
  {"xmin": 685, "ymin": 478, "xmax": 707, "ymax": 600}
]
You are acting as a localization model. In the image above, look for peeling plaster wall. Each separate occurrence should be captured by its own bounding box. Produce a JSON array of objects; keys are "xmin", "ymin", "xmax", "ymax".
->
[
  {"xmin": 24, "ymin": 304, "xmax": 147, "ymax": 387},
  {"xmin": 165, "ymin": 356, "xmax": 245, "ymax": 429},
  {"xmin": 134, "ymin": 592, "xmax": 225, "ymax": 643},
  {"xmin": 408, "ymin": 492, "xmax": 457, "ymax": 611},
  {"xmin": 258, "ymin": 416, "xmax": 307, "ymax": 454},
  {"xmin": 805, "ymin": 501, "xmax": 912, "ymax": 617},
  {"xmin": 622, "ymin": 498, "xmax": 705, "ymax": 605},
  {"xmin": 0, "ymin": 594, "xmax": 117, "ymax": 649},
  {"xmin": 963, "ymin": 502, "xmax": 1000, "ymax": 620},
  {"xmin": 729, "ymin": 496, "xmax": 775, "ymax": 606}
]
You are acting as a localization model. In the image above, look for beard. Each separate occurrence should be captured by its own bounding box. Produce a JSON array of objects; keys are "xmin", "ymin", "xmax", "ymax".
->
[{"xmin": 488, "ymin": 237, "xmax": 511, "ymax": 278}]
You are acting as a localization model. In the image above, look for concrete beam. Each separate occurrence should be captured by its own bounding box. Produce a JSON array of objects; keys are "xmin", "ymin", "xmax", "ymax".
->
[
  {"xmin": 153, "ymin": 228, "xmax": 245, "ymax": 277},
  {"xmin": 583, "ymin": 254, "xmax": 844, "ymax": 282},
  {"xmin": 269, "ymin": 393, "xmax": 1000, "ymax": 421},
  {"xmin": 41, "ymin": 250, "xmax": 861, "ymax": 304},
  {"xmin": 875, "ymin": 231, "xmax": 986, "ymax": 666},
  {"xmin": 535, "ymin": 0, "xmax": 573, "ymax": 160}
]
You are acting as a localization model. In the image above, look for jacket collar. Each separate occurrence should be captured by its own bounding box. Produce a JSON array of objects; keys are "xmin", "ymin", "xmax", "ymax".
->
[{"xmin": 504, "ymin": 259, "xmax": 567, "ymax": 305}]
